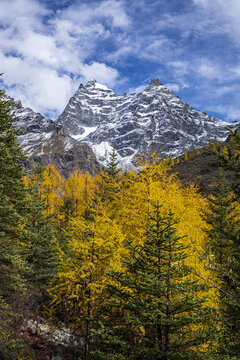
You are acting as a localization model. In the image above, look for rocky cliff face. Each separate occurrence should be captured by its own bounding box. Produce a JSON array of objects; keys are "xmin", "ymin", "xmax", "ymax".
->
[
  {"xmin": 10, "ymin": 97, "xmax": 102, "ymax": 177},
  {"xmin": 57, "ymin": 79, "xmax": 239, "ymax": 168}
]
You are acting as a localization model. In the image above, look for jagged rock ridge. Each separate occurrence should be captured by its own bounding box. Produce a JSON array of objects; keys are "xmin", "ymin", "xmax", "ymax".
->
[
  {"xmin": 57, "ymin": 79, "xmax": 239, "ymax": 167},
  {"xmin": 10, "ymin": 97, "xmax": 102, "ymax": 177}
]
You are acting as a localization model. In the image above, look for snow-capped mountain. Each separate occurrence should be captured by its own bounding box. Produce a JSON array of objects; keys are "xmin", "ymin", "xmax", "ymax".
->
[
  {"xmin": 58, "ymin": 78, "xmax": 239, "ymax": 167},
  {"xmin": 10, "ymin": 97, "xmax": 102, "ymax": 176}
]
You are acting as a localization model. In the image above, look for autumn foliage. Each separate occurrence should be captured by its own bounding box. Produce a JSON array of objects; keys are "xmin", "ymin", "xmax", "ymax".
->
[{"xmin": 20, "ymin": 153, "xmax": 219, "ymax": 359}]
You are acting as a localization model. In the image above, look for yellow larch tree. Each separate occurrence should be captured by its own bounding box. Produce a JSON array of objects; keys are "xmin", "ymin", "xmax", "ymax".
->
[
  {"xmin": 117, "ymin": 154, "xmax": 178, "ymax": 245},
  {"xmin": 37, "ymin": 165, "xmax": 64, "ymax": 215},
  {"xmin": 60, "ymin": 169, "xmax": 95, "ymax": 225},
  {"xmin": 116, "ymin": 154, "xmax": 218, "ymax": 305},
  {"xmin": 48, "ymin": 195, "xmax": 126, "ymax": 359}
]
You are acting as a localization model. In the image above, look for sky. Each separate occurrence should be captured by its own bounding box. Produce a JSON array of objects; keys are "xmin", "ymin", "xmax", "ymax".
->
[{"xmin": 1, "ymin": 0, "xmax": 240, "ymax": 121}]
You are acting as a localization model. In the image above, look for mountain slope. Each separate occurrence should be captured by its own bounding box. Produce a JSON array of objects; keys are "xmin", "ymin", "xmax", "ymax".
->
[
  {"xmin": 57, "ymin": 79, "xmax": 239, "ymax": 167},
  {"xmin": 10, "ymin": 97, "xmax": 102, "ymax": 177},
  {"xmin": 171, "ymin": 143, "xmax": 237, "ymax": 196}
]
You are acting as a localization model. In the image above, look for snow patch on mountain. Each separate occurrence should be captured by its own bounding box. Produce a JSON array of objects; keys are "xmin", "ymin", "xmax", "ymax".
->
[
  {"xmin": 95, "ymin": 82, "xmax": 111, "ymax": 91},
  {"xmin": 72, "ymin": 126, "xmax": 98, "ymax": 141},
  {"xmin": 92, "ymin": 142, "xmax": 114, "ymax": 163}
]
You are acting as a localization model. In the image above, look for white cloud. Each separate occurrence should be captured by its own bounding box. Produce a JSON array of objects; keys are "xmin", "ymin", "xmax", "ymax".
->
[
  {"xmin": 0, "ymin": 0, "xmax": 49, "ymax": 28},
  {"xmin": 168, "ymin": 61, "xmax": 189, "ymax": 78},
  {"xmin": 207, "ymin": 104, "xmax": 240, "ymax": 121},
  {"xmin": 0, "ymin": 0, "xmax": 127, "ymax": 117},
  {"xmin": 0, "ymin": 51, "xmax": 76, "ymax": 117},
  {"xmin": 165, "ymin": 83, "xmax": 180, "ymax": 92},
  {"xmin": 79, "ymin": 62, "xmax": 120, "ymax": 88},
  {"xmin": 167, "ymin": 58, "xmax": 240, "ymax": 84},
  {"xmin": 57, "ymin": 0, "xmax": 130, "ymax": 29},
  {"xmin": 107, "ymin": 44, "xmax": 136, "ymax": 63},
  {"xmin": 128, "ymin": 84, "xmax": 147, "ymax": 93},
  {"xmin": 141, "ymin": 37, "xmax": 173, "ymax": 61},
  {"xmin": 195, "ymin": 59, "xmax": 240, "ymax": 82},
  {"xmin": 198, "ymin": 61, "xmax": 220, "ymax": 80},
  {"xmin": 157, "ymin": 0, "xmax": 240, "ymax": 44},
  {"xmin": 0, "ymin": 51, "xmax": 121, "ymax": 117},
  {"xmin": 92, "ymin": 0, "xmax": 130, "ymax": 28},
  {"xmin": 214, "ymin": 85, "xmax": 239, "ymax": 97}
]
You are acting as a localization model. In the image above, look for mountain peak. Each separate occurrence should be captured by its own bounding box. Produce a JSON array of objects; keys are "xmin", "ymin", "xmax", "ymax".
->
[
  {"xmin": 85, "ymin": 78, "xmax": 97, "ymax": 87},
  {"xmin": 85, "ymin": 79, "xmax": 111, "ymax": 91},
  {"xmin": 149, "ymin": 78, "xmax": 163, "ymax": 87}
]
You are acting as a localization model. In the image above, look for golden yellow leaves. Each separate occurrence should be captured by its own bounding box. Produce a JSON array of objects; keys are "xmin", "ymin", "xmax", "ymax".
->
[{"xmin": 24, "ymin": 154, "xmax": 218, "ymax": 327}]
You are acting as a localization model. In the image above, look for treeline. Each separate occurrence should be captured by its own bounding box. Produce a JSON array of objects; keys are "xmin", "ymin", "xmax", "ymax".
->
[{"xmin": 0, "ymin": 89, "xmax": 239, "ymax": 359}]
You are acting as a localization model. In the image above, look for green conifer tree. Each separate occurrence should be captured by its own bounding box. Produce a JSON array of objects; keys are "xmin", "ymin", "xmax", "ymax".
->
[
  {"xmin": 106, "ymin": 146, "xmax": 120, "ymax": 177},
  {"xmin": 217, "ymin": 127, "xmax": 240, "ymax": 199},
  {"xmin": 0, "ymin": 86, "xmax": 59, "ymax": 357},
  {"xmin": 98, "ymin": 146, "xmax": 121, "ymax": 202},
  {"xmin": 202, "ymin": 171, "xmax": 240, "ymax": 357},
  {"xmin": 92, "ymin": 204, "xmax": 212, "ymax": 360},
  {"xmin": 0, "ymin": 83, "xmax": 29, "ymax": 358},
  {"xmin": 24, "ymin": 165, "xmax": 59, "ymax": 306}
]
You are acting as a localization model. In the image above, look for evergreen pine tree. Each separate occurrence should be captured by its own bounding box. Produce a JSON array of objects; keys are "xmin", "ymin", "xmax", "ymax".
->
[
  {"xmin": 0, "ymin": 83, "xmax": 30, "ymax": 358},
  {"xmin": 202, "ymin": 171, "xmax": 240, "ymax": 356},
  {"xmin": 24, "ymin": 165, "xmax": 59, "ymax": 306},
  {"xmin": 98, "ymin": 146, "xmax": 121, "ymax": 202},
  {"xmin": 217, "ymin": 127, "xmax": 240, "ymax": 199},
  {"xmin": 106, "ymin": 146, "xmax": 120, "ymax": 178},
  {"xmin": 202, "ymin": 171, "xmax": 239, "ymax": 270},
  {"xmin": 92, "ymin": 204, "xmax": 212, "ymax": 360},
  {"xmin": 0, "ymin": 86, "xmax": 59, "ymax": 357}
]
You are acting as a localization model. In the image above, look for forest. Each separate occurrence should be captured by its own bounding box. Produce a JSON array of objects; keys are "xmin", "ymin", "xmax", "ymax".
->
[{"xmin": 0, "ymin": 87, "xmax": 240, "ymax": 360}]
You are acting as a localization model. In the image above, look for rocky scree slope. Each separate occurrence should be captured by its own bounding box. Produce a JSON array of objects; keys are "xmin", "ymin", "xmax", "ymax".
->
[
  {"xmin": 57, "ymin": 79, "xmax": 239, "ymax": 168},
  {"xmin": 9, "ymin": 97, "xmax": 102, "ymax": 177}
]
